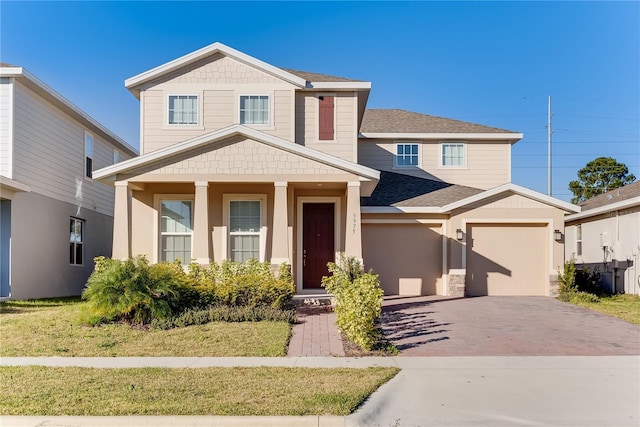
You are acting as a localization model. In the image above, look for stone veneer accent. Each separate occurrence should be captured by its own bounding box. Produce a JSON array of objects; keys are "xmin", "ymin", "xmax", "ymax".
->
[
  {"xmin": 448, "ymin": 273, "xmax": 466, "ymax": 297},
  {"xmin": 548, "ymin": 274, "xmax": 559, "ymax": 298}
]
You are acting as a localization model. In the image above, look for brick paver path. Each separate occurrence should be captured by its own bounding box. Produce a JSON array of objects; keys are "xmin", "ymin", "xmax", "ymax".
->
[{"xmin": 287, "ymin": 306, "xmax": 345, "ymax": 356}]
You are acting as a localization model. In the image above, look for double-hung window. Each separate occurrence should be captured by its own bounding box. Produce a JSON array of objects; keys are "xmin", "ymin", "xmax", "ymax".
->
[
  {"xmin": 239, "ymin": 95, "xmax": 269, "ymax": 125},
  {"xmin": 168, "ymin": 95, "xmax": 198, "ymax": 125},
  {"xmin": 395, "ymin": 143, "xmax": 419, "ymax": 167},
  {"xmin": 229, "ymin": 200, "xmax": 262, "ymax": 262},
  {"xmin": 69, "ymin": 218, "xmax": 84, "ymax": 265},
  {"xmin": 441, "ymin": 143, "xmax": 466, "ymax": 167},
  {"xmin": 160, "ymin": 200, "xmax": 193, "ymax": 263},
  {"xmin": 84, "ymin": 132, "xmax": 93, "ymax": 178}
]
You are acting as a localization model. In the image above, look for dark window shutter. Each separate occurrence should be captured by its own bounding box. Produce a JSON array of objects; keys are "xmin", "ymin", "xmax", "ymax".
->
[{"xmin": 318, "ymin": 96, "xmax": 334, "ymax": 140}]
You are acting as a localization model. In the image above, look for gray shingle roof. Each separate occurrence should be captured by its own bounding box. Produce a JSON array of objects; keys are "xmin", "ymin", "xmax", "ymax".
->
[
  {"xmin": 361, "ymin": 109, "xmax": 517, "ymax": 134},
  {"xmin": 361, "ymin": 171, "xmax": 484, "ymax": 207},
  {"xmin": 579, "ymin": 181, "xmax": 640, "ymax": 211},
  {"xmin": 282, "ymin": 68, "xmax": 365, "ymax": 83}
]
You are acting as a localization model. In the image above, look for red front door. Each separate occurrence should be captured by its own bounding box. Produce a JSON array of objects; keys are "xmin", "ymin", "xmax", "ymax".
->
[{"xmin": 303, "ymin": 203, "xmax": 335, "ymax": 289}]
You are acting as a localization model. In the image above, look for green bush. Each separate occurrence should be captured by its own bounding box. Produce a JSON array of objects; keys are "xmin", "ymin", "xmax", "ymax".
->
[
  {"xmin": 568, "ymin": 291, "xmax": 601, "ymax": 304},
  {"xmin": 322, "ymin": 255, "xmax": 384, "ymax": 351},
  {"xmin": 558, "ymin": 258, "xmax": 578, "ymax": 302},
  {"xmin": 82, "ymin": 256, "xmax": 185, "ymax": 325},
  {"xmin": 558, "ymin": 258, "xmax": 601, "ymax": 303},
  {"xmin": 152, "ymin": 305, "xmax": 297, "ymax": 329}
]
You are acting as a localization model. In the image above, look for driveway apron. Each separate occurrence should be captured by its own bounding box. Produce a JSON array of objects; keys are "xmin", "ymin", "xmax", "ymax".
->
[{"xmin": 381, "ymin": 296, "xmax": 640, "ymax": 356}]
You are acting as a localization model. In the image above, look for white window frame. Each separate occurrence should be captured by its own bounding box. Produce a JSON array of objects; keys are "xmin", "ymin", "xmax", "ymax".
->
[
  {"xmin": 113, "ymin": 149, "xmax": 120, "ymax": 164},
  {"xmin": 439, "ymin": 142, "xmax": 467, "ymax": 168},
  {"xmin": 393, "ymin": 142, "xmax": 420, "ymax": 168},
  {"xmin": 576, "ymin": 224, "xmax": 582, "ymax": 256},
  {"xmin": 238, "ymin": 94, "xmax": 272, "ymax": 127},
  {"xmin": 154, "ymin": 195, "xmax": 195, "ymax": 264},
  {"xmin": 69, "ymin": 217, "xmax": 85, "ymax": 266},
  {"xmin": 222, "ymin": 194, "xmax": 267, "ymax": 262},
  {"xmin": 84, "ymin": 131, "xmax": 93, "ymax": 179},
  {"xmin": 315, "ymin": 93, "xmax": 337, "ymax": 143},
  {"xmin": 166, "ymin": 94, "xmax": 201, "ymax": 127}
]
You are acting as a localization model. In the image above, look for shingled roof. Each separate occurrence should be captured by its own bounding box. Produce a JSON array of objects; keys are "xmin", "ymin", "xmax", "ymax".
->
[
  {"xmin": 361, "ymin": 109, "xmax": 517, "ymax": 134},
  {"xmin": 579, "ymin": 181, "xmax": 640, "ymax": 211},
  {"xmin": 282, "ymin": 68, "xmax": 365, "ymax": 83},
  {"xmin": 361, "ymin": 171, "xmax": 484, "ymax": 207}
]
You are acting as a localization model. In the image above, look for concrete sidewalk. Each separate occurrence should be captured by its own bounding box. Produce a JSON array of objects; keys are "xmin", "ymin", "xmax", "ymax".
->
[{"xmin": 2, "ymin": 356, "xmax": 639, "ymax": 426}]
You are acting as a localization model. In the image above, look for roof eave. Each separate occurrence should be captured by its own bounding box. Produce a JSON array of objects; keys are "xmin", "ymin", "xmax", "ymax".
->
[
  {"xmin": 565, "ymin": 197, "xmax": 640, "ymax": 222},
  {"xmin": 307, "ymin": 82, "xmax": 372, "ymax": 90},
  {"xmin": 360, "ymin": 132, "xmax": 523, "ymax": 142}
]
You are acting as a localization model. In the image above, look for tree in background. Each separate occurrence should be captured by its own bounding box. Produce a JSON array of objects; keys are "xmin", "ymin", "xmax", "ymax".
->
[{"xmin": 569, "ymin": 157, "xmax": 636, "ymax": 204}]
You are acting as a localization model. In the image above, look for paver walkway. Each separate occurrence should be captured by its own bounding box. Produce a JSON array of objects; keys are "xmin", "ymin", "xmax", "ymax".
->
[{"xmin": 287, "ymin": 306, "xmax": 345, "ymax": 356}]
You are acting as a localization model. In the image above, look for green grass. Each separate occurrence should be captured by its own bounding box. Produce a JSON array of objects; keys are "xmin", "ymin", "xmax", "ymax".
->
[
  {"xmin": 0, "ymin": 298, "xmax": 291, "ymax": 356},
  {"xmin": 0, "ymin": 366, "xmax": 399, "ymax": 415},
  {"xmin": 569, "ymin": 293, "xmax": 640, "ymax": 325}
]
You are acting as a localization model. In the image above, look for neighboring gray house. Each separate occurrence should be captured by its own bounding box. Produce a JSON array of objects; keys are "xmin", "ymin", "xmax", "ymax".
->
[
  {"xmin": 564, "ymin": 181, "xmax": 640, "ymax": 295},
  {"xmin": 0, "ymin": 64, "xmax": 137, "ymax": 300}
]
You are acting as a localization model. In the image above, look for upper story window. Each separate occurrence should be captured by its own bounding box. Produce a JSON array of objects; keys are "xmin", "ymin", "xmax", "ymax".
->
[
  {"xmin": 69, "ymin": 217, "xmax": 84, "ymax": 265},
  {"xmin": 318, "ymin": 95, "xmax": 335, "ymax": 141},
  {"xmin": 168, "ymin": 95, "xmax": 198, "ymax": 125},
  {"xmin": 395, "ymin": 143, "xmax": 419, "ymax": 167},
  {"xmin": 239, "ymin": 95, "xmax": 269, "ymax": 125},
  {"xmin": 441, "ymin": 143, "xmax": 466, "ymax": 167},
  {"xmin": 113, "ymin": 149, "xmax": 120, "ymax": 164},
  {"xmin": 84, "ymin": 132, "xmax": 93, "ymax": 178}
]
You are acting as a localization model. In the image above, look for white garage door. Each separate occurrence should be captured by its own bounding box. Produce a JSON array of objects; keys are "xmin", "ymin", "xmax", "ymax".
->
[
  {"xmin": 466, "ymin": 223, "xmax": 548, "ymax": 296},
  {"xmin": 362, "ymin": 223, "xmax": 442, "ymax": 295}
]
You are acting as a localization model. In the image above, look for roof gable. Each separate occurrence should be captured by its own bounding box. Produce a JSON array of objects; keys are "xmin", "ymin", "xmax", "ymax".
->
[
  {"xmin": 125, "ymin": 42, "xmax": 307, "ymax": 96},
  {"xmin": 94, "ymin": 125, "xmax": 380, "ymax": 182}
]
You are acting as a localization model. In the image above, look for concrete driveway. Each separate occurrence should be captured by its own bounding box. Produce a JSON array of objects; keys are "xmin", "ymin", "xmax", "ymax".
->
[{"xmin": 381, "ymin": 296, "xmax": 640, "ymax": 356}]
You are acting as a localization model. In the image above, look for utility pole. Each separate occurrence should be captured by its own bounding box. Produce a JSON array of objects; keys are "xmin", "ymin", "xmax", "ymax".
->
[{"xmin": 547, "ymin": 96, "xmax": 553, "ymax": 196}]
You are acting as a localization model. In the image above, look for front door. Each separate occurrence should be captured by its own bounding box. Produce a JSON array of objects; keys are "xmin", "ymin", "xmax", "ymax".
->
[{"xmin": 302, "ymin": 203, "xmax": 334, "ymax": 289}]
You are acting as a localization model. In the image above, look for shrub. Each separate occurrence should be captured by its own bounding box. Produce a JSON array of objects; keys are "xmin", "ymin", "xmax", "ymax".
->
[
  {"xmin": 568, "ymin": 291, "xmax": 601, "ymax": 304},
  {"xmin": 558, "ymin": 258, "xmax": 578, "ymax": 302},
  {"xmin": 322, "ymin": 255, "xmax": 384, "ymax": 351},
  {"xmin": 82, "ymin": 256, "xmax": 185, "ymax": 325},
  {"xmin": 575, "ymin": 267, "xmax": 603, "ymax": 295},
  {"xmin": 558, "ymin": 258, "xmax": 601, "ymax": 303},
  {"xmin": 152, "ymin": 305, "xmax": 297, "ymax": 329}
]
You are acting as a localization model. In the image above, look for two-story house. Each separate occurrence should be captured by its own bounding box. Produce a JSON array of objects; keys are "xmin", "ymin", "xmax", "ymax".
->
[
  {"xmin": 0, "ymin": 65, "xmax": 137, "ymax": 300},
  {"xmin": 94, "ymin": 43, "xmax": 579, "ymax": 298}
]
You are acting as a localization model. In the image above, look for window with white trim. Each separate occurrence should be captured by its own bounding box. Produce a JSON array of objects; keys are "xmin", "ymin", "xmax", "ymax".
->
[
  {"xmin": 395, "ymin": 143, "xmax": 419, "ymax": 167},
  {"xmin": 84, "ymin": 132, "xmax": 93, "ymax": 178},
  {"xmin": 229, "ymin": 200, "xmax": 261, "ymax": 262},
  {"xmin": 576, "ymin": 224, "xmax": 582, "ymax": 256},
  {"xmin": 168, "ymin": 95, "xmax": 198, "ymax": 125},
  {"xmin": 160, "ymin": 200, "xmax": 193, "ymax": 263},
  {"xmin": 441, "ymin": 143, "xmax": 465, "ymax": 167},
  {"xmin": 69, "ymin": 218, "xmax": 84, "ymax": 265},
  {"xmin": 113, "ymin": 149, "xmax": 120, "ymax": 164},
  {"xmin": 239, "ymin": 95, "xmax": 269, "ymax": 125}
]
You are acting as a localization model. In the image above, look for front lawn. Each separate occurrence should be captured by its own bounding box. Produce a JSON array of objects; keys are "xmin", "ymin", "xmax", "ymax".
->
[
  {"xmin": 0, "ymin": 366, "xmax": 399, "ymax": 415},
  {"xmin": 569, "ymin": 294, "xmax": 640, "ymax": 325},
  {"xmin": 0, "ymin": 298, "xmax": 291, "ymax": 356}
]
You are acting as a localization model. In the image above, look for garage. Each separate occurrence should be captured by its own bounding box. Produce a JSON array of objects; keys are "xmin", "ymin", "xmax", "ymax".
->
[
  {"xmin": 362, "ymin": 222, "xmax": 442, "ymax": 295},
  {"xmin": 465, "ymin": 223, "xmax": 548, "ymax": 296}
]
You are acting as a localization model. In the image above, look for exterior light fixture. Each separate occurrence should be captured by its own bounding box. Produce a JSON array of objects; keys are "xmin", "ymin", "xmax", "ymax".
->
[
  {"xmin": 554, "ymin": 229, "xmax": 562, "ymax": 241},
  {"xmin": 456, "ymin": 229, "xmax": 464, "ymax": 241}
]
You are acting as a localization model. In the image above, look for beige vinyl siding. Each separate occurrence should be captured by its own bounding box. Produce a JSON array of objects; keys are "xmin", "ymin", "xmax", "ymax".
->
[
  {"xmin": 139, "ymin": 54, "xmax": 297, "ymax": 154},
  {"xmin": 11, "ymin": 80, "xmax": 129, "ymax": 217},
  {"xmin": 295, "ymin": 92, "xmax": 357, "ymax": 162},
  {"xmin": 0, "ymin": 78, "xmax": 12, "ymax": 178},
  {"xmin": 358, "ymin": 139, "xmax": 511, "ymax": 189}
]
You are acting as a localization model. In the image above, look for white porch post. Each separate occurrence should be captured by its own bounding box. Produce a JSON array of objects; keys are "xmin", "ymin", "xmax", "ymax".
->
[
  {"xmin": 271, "ymin": 181, "xmax": 290, "ymax": 265},
  {"xmin": 112, "ymin": 181, "xmax": 130, "ymax": 260},
  {"xmin": 345, "ymin": 181, "xmax": 363, "ymax": 261},
  {"xmin": 192, "ymin": 181, "xmax": 210, "ymax": 264}
]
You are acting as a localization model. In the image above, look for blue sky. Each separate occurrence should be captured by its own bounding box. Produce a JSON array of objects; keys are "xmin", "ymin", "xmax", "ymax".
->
[{"xmin": 1, "ymin": 1, "xmax": 638, "ymax": 201}]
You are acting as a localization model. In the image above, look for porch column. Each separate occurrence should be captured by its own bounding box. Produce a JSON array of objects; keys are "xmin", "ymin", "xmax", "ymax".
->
[
  {"xmin": 345, "ymin": 181, "xmax": 363, "ymax": 261},
  {"xmin": 192, "ymin": 181, "xmax": 210, "ymax": 264},
  {"xmin": 271, "ymin": 181, "xmax": 290, "ymax": 265},
  {"xmin": 112, "ymin": 181, "xmax": 130, "ymax": 260}
]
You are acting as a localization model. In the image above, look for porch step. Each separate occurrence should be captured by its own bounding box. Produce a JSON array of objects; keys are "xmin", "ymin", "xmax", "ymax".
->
[{"xmin": 292, "ymin": 294, "xmax": 335, "ymax": 307}]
